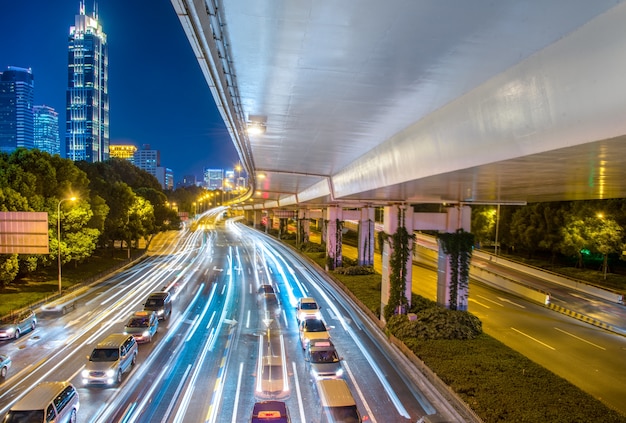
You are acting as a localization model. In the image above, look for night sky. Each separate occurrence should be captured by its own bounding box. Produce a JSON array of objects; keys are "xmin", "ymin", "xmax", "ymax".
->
[{"xmin": 0, "ymin": 0, "xmax": 239, "ymax": 183}]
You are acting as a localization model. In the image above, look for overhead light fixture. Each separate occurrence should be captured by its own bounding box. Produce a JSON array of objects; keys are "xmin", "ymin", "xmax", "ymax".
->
[{"xmin": 247, "ymin": 115, "xmax": 267, "ymax": 135}]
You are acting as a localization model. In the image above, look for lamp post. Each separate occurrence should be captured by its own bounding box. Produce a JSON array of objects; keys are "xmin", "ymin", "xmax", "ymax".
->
[{"xmin": 57, "ymin": 197, "xmax": 77, "ymax": 294}]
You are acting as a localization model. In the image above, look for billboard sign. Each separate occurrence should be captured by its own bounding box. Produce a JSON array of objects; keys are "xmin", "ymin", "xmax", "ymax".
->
[{"xmin": 0, "ymin": 212, "xmax": 49, "ymax": 254}]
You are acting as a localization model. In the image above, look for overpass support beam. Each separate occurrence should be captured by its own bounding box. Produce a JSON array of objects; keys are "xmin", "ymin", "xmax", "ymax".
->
[
  {"xmin": 357, "ymin": 207, "xmax": 375, "ymax": 266},
  {"xmin": 324, "ymin": 206, "xmax": 343, "ymax": 270},
  {"xmin": 437, "ymin": 206, "xmax": 472, "ymax": 310},
  {"xmin": 298, "ymin": 209, "xmax": 311, "ymax": 244},
  {"xmin": 381, "ymin": 205, "xmax": 414, "ymax": 321}
]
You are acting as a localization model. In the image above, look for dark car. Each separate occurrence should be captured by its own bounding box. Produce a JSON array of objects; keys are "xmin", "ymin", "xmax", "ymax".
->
[{"xmin": 143, "ymin": 291, "xmax": 172, "ymax": 320}]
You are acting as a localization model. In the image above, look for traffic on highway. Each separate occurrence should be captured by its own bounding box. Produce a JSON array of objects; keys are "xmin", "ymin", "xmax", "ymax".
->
[{"xmin": 0, "ymin": 218, "xmax": 453, "ymax": 422}]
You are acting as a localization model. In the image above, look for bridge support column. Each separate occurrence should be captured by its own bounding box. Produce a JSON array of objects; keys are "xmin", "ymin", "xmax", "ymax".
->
[
  {"xmin": 437, "ymin": 206, "xmax": 471, "ymax": 310},
  {"xmin": 357, "ymin": 207, "xmax": 375, "ymax": 266},
  {"xmin": 324, "ymin": 206, "xmax": 343, "ymax": 270},
  {"xmin": 251, "ymin": 210, "xmax": 261, "ymax": 228},
  {"xmin": 381, "ymin": 205, "xmax": 414, "ymax": 321},
  {"xmin": 298, "ymin": 209, "xmax": 311, "ymax": 244}
]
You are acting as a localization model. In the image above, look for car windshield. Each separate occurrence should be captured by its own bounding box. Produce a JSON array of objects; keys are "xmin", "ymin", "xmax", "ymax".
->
[
  {"xmin": 301, "ymin": 302, "xmax": 318, "ymax": 310},
  {"xmin": 305, "ymin": 320, "xmax": 326, "ymax": 332},
  {"xmin": 90, "ymin": 348, "xmax": 119, "ymax": 361},
  {"xmin": 145, "ymin": 299, "xmax": 163, "ymax": 307},
  {"xmin": 4, "ymin": 410, "xmax": 44, "ymax": 423},
  {"xmin": 326, "ymin": 406, "xmax": 360, "ymax": 422},
  {"xmin": 127, "ymin": 317, "xmax": 149, "ymax": 327},
  {"xmin": 310, "ymin": 350, "xmax": 339, "ymax": 363}
]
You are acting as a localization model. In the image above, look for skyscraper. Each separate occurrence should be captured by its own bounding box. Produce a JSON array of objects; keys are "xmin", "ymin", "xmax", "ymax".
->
[
  {"xmin": 33, "ymin": 105, "xmax": 60, "ymax": 156},
  {"xmin": 0, "ymin": 66, "xmax": 35, "ymax": 154},
  {"xmin": 66, "ymin": 1, "xmax": 109, "ymax": 162}
]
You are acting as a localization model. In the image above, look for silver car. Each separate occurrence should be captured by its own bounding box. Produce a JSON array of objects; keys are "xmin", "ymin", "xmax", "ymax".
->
[
  {"xmin": 0, "ymin": 354, "xmax": 11, "ymax": 378},
  {"xmin": 0, "ymin": 310, "xmax": 37, "ymax": 340}
]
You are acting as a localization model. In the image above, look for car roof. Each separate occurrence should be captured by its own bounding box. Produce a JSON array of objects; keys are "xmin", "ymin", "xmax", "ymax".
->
[
  {"xmin": 299, "ymin": 297, "xmax": 317, "ymax": 303},
  {"xmin": 10, "ymin": 381, "xmax": 74, "ymax": 411},
  {"xmin": 96, "ymin": 333, "xmax": 133, "ymax": 348},
  {"xmin": 316, "ymin": 379, "xmax": 356, "ymax": 407},
  {"xmin": 252, "ymin": 401, "xmax": 289, "ymax": 422},
  {"xmin": 308, "ymin": 339, "xmax": 336, "ymax": 351},
  {"xmin": 147, "ymin": 291, "xmax": 169, "ymax": 298},
  {"xmin": 131, "ymin": 311, "xmax": 154, "ymax": 318}
]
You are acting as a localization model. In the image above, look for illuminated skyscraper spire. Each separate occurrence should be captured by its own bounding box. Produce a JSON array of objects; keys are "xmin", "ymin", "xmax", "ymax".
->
[{"xmin": 66, "ymin": 1, "xmax": 109, "ymax": 162}]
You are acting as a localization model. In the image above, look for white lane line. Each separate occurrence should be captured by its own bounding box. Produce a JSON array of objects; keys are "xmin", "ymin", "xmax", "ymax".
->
[
  {"xmin": 476, "ymin": 295, "xmax": 504, "ymax": 307},
  {"xmin": 511, "ymin": 327, "xmax": 555, "ymax": 350},
  {"xmin": 292, "ymin": 361, "xmax": 306, "ymax": 423},
  {"xmin": 468, "ymin": 298, "xmax": 491, "ymax": 309},
  {"xmin": 230, "ymin": 362, "xmax": 244, "ymax": 423},
  {"xmin": 554, "ymin": 327, "xmax": 606, "ymax": 350},
  {"xmin": 344, "ymin": 361, "xmax": 377, "ymax": 423}
]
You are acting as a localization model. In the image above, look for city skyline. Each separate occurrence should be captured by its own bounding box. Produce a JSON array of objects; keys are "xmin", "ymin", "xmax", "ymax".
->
[{"xmin": 0, "ymin": 0, "xmax": 239, "ymax": 182}]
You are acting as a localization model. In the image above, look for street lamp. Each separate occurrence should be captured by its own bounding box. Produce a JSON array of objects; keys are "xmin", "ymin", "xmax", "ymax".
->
[{"xmin": 57, "ymin": 197, "xmax": 77, "ymax": 294}]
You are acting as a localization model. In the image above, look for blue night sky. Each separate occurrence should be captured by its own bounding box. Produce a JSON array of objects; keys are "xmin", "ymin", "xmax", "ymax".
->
[{"xmin": 0, "ymin": 0, "xmax": 239, "ymax": 182}]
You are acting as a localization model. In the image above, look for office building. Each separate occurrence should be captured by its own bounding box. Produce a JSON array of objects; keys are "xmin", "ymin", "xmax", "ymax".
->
[
  {"xmin": 204, "ymin": 168, "xmax": 224, "ymax": 190},
  {"xmin": 177, "ymin": 175, "xmax": 197, "ymax": 188},
  {"xmin": 109, "ymin": 144, "xmax": 137, "ymax": 162},
  {"xmin": 134, "ymin": 144, "xmax": 159, "ymax": 176},
  {"xmin": 156, "ymin": 167, "xmax": 174, "ymax": 190},
  {"xmin": 66, "ymin": 2, "xmax": 109, "ymax": 162},
  {"xmin": 0, "ymin": 66, "xmax": 35, "ymax": 153},
  {"xmin": 33, "ymin": 105, "xmax": 60, "ymax": 156}
]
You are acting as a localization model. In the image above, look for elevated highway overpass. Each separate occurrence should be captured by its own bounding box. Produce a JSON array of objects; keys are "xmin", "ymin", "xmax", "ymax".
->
[{"xmin": 171, "ymin": 0, "xmax": 626, "ymax": 208}]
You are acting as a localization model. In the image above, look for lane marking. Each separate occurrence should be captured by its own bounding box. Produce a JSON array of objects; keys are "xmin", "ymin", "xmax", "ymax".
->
[
  {"xmin": 553, "ymin": 327, "xmax": 606, "ymax": 350},
  {"xmin": 476, "ymin": 294, "xmax": 504, "ymax": 307},
  {"xmin": 511, "ymin": 327, "xmax": 555, "ymax": 350},
  {"xmin": 468, "ymin": 298, "xmax": 491, "ymax": 309}
]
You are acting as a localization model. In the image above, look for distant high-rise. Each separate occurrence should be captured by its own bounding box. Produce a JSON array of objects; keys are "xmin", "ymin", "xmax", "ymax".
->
[
  {"xmin": 134, "ymin": 144, "xmax": 160, "ymax": 176},
  {"xmin": 109, "ymin": 144, "xmax": 137, "ymax": 161},
  {"xmin": 33, "ymin": 105, "xmax": 60, "ymax": 156},
  {"xmin": 0, "ymin": 66, "xmax": 35, "ymax": 154},
  {"xmin": 204, "ymin": 168, "xmax": 224, "ymax": 190},
  {"xmin": 66, "ymin": 1, "xmax": 109, "ymax": 162}
]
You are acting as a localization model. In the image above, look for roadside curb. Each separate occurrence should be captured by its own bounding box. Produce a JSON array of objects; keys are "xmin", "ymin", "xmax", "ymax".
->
[{"xmin": 546, "ymin": 303, "xmax": 626, "ymax": 337}]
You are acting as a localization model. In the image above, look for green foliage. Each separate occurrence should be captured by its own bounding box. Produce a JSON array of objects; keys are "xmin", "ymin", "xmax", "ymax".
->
[
  {"xmin": 438, "ymin": 229, "xmax": 474, "ymax": 310},
  {"xmin": 0, "ymin": 255, "xmax": 19, "ymax": 287},
  {"xmin": 333, "ymin": 265, "xmax": 375, "ymax": 275},
  {"xmin": 383, "ymin": 208, "xmax": 415, "ymax": 321},
  {"xmin": 413, "ymin": 335, "xmax": 624, "ymax": 423},
  {"xmin": 386, "ymin": 307, "xmax": 482, "ymax": 341},
  {"xmin": 300, "ymin": 241, "xmax": 326, "ymax": 253}
]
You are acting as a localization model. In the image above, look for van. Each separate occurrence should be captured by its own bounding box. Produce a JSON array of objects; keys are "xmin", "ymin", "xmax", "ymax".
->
[
  {"xmin": 316, "ymin": 379, "xmax": 362, "ymax": 423},
  {"xmin": 82, "ymin": 333, "xmax": 138, "ymax": 385},
  {"xmin": 143, "ymin": 291, "xmax": 172, "ymax": 320},
  {"xmin": 3, "ymin": 381, "xmax": 79, "ymax": 423}
]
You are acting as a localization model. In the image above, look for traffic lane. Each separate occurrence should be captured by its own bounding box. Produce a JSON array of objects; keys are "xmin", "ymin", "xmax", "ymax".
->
[
  {"xmin": 0, "ymin": 230, "xmax": 211, "ymax": 417},
  {"xmin": 472, "ymin": 255, "xmax": 626, "ymax": 328},
  {"xmin": 255, "ymin": 237, "xmax": 429, "ymax": 421},
  {"xmin": 467, "ymin": 281, "xmax": 626, "ymax": 415},
  {"xmin": 239, "ymin": 230, "xmax": 434, "ymax": 421},
  {"xmin": 0, "ymin": 230, "xmax": 195, "ymax": 380}
]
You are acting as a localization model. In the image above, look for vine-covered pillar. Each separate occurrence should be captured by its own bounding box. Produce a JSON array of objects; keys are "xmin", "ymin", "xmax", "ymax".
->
[
  {"xmin": 380, "ymin": 204, "xmax": 414, "ymax": 320},
  {"xmin": 252, "ymin": 210, "xmax": 262, "ymax": 229},
  {"xmin": 298, "ymin": 208, "xmax": 311, "ymax": 244},
  {"xmin": 357, "ymin": 206, "xmax": 375, "ymax": 266},
  {"xmin": 324, "ymin": 206, "xmax": 343, "ymax": 270},
  {"xmin": 437, "ymin": 205, "xmax": 471, "ymax": 310}
]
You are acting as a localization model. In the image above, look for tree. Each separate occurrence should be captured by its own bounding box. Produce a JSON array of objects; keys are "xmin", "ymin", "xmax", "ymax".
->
[
  {"xmin": 0, "ymin": 254, "xmax": 18, "ymax": 288},
  {"xmin": 587, "ymin": 214, "xmax": 623, "ymax": 279}
]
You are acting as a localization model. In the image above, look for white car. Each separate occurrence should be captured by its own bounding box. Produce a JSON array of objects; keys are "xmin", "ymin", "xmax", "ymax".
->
[{"xmin": 295, "ymin": 297, "xmax": 321, "ymax": 321}]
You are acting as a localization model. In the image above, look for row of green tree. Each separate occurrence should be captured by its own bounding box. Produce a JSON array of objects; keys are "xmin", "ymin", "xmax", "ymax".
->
[
  {"xmin": 470, "ymin": 200, "xmax": 626, "ymax": 274},
  {"xmin": 0, "ymin": 148, "xmax": 181, "ymax": 287}
]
